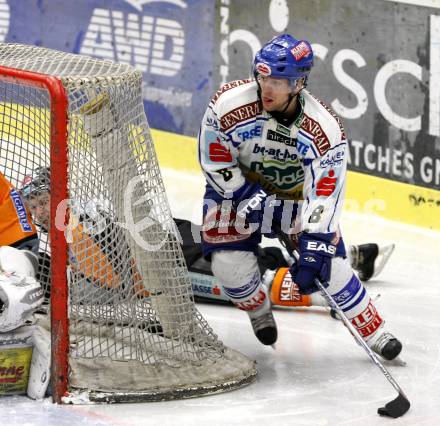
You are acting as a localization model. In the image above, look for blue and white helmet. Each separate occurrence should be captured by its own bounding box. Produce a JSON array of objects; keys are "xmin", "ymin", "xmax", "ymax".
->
[
  {"xmin": 20, "ymin": 166, "xmax": 51, "ymax": 200},
  {"xmin": 253, "ymin": 34, "xmax": 313, "ymax": 86}
]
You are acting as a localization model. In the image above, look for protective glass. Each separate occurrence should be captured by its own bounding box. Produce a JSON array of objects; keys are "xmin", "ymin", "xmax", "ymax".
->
[{"xmin": 256, "ymin": 74, "xmax": 296, "ymax": 94}]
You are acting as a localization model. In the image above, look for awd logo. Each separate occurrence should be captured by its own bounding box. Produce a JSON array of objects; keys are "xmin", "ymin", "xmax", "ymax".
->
[{"xmin": 80, "ymin": 0, "xmax": 186, "ymax": 76}]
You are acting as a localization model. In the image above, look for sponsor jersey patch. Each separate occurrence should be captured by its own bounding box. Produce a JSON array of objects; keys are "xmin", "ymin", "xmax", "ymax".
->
[
  {"xmin": 202, "ymin": 205, "xmax": 252, "ymax": 244},
  {"xmin": 9, "ymin": 189, "xmax": 33, "ymax": 233},
  {"xmin": 291, "ymin": 41, "xmax": 312, "ymax": 61},
  {"xmin": 300, "ymin": 114, "xmax": 331, "ymax": 156},
  {"xmin": 316, "ymin": 169, "xmax": 337, "ymax": 197},
  {"xmin": 220, "ymin": 101, "xmax": 262, "ymax": 131}
]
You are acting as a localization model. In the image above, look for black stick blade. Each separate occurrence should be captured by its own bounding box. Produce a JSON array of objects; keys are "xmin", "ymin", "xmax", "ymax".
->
[{"xmin": 378, "ymin": 393, "xmax": 410, "ymax": 418}]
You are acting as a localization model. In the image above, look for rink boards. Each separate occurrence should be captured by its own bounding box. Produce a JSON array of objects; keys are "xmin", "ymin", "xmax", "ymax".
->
[
  {"xmin": 0, "ymin": 99, "xmax": 437, "ymax": 232},
  {"xmin": 152, "ymin": 128, "xmax": 440, "ymax": 232}
]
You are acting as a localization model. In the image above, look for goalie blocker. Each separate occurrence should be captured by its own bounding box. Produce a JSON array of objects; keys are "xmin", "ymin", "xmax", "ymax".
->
[
  {"xmin": 175, "ymin": 219, "xmax": 395, "ymax": 310},
  {"xmin": 0, "ymin": 246, "xmax": 49, "ymax": 399}
]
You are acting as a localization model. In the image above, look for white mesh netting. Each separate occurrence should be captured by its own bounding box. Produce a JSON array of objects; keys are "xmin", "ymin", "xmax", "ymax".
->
[{"xmin": 0, "ymin": 43, "xmax": 256, "ymax": 403}]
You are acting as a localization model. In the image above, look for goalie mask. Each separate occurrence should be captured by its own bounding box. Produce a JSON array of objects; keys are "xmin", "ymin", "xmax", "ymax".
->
[
  {"xmin": 20, "ymin": 167, "xmax": 51, "ymax": 230},
  {"xmin": 20, "ymin": 166, "xmax": 51, "ymax": 200}
]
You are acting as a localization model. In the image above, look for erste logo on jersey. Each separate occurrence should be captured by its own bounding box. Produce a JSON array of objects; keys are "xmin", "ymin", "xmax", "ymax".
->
[
  {"xmin": 255, "ymin": 62, "xmax": 271, "ymax": 76},
  {"xmin": 209, "ymin": 138, "xmax": 232, "ymax": 163},
  {"xmin": 316, "ymin": 169, "xmax": 337, "ymax": 197},
  {"xmin": 237, "ymin": 124, "xmax": 263, "ymax": 142},
  {"xmin": 203, "ymin": 131, "xmax": 233, "ymax": 165}
]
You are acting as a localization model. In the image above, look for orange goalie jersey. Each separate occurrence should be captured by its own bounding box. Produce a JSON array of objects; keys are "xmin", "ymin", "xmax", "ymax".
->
[{"xmin": 0, "ymin": 172, "xmax": 37, "ymax": 247}]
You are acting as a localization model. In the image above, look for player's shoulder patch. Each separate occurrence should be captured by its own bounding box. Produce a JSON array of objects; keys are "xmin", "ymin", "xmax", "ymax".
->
[
  {"xmin": 211, "ymin": 81, "xmax": 261, "ymax": 132},
  {"xmin": 210, "ymin": 79, "xmax": 253, "ymax": 105},
  {"xmin": 220, "ymin": 99, "xmax": 263, "ymax": 132},
  {"xmin": 304, "ymin": 91, "xmax": 346, "ymax": 140},
  {"xmin": 297, "ymin": 91, "xmax": 347, "ymax": 157}
]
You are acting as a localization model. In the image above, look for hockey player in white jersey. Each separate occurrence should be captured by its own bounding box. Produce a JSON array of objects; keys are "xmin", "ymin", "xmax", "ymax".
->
[
  {"xmin": 21, "ymin": 166, "xmax": 394, "ymax": 314},
  {"xmin": 198, "ymin": 34, "xmax": 402, "ymax": 360}
]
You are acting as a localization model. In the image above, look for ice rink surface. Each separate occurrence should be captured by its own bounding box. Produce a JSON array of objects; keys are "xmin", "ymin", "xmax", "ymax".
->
[{"xmin": 1, "ymin": 169, "xmax": 439, "ymax": 426}]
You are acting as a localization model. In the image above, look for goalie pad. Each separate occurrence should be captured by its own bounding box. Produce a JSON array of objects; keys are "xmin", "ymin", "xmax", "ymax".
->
[
  {"xmin": 0, "ymin": 272, "xmax": 44, "ymax": 332},
  {"xmin": 80, "ymin": 91, "xmax": 117, "ymax": 138},
  {"xmin": 27, "ymin": 325, "xmax": 51, "ymax": 399},
  {"xmin": 0, "ymin": 245, "xmax": 38, "ymax": 277}
]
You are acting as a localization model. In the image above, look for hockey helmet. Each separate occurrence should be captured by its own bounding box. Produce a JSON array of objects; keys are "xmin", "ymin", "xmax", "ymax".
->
[
  {"xmin": 253, "ymin": 34, "xmax": 313, "ymax": 86},
  {"xmin": 20, "ymin": 166, "xmax": 51, "ymax": 200}
]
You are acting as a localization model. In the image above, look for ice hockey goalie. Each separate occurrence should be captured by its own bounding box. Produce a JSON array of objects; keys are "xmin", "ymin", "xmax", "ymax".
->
[{"xmin": 0, "ymin": 172, "xmax": 48, "ymax": 399}]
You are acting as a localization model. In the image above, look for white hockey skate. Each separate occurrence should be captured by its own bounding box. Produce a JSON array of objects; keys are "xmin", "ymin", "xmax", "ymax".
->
[
  {"xmin": 248, "ymin": 293, "xmax": 277, "ymax": 346},
  {"xmin": 350, "ymin": 243, "xmax": 395, "ymax": 281},
  {"xmin": 369, "ymin": 331, "xmax": 403, "ymax": 361}
]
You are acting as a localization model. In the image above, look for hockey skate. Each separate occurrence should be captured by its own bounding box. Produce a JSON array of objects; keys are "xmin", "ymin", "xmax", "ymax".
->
[
  {"xmin": 370, "ymin": 331, "xmax": 402, "ymax": 361},
  {"xmin": 248, "ymin": 294, "xmax": 278, "ymax": 346},
  {"xmin": 350, "ymin": 243, "xmax": 395, "ymax": 281}
]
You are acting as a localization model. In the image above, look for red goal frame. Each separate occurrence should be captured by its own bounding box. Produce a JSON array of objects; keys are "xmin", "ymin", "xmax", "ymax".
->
[{"xmin": 0, "ymin": 66, "xmax": 69, "ymax": 403}]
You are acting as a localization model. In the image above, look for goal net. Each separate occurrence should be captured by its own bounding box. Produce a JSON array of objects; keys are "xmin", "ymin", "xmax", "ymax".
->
[{"xmin": 0, "ymin": 44, "xmax": 256, "ymax": 403}]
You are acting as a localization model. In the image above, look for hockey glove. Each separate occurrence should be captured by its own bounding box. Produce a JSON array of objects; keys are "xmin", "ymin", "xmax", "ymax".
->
[
  {"xmin": 290, "ymin": 232, "xmax": 336, "ymax": 294},
  {"xmin": 234, "ymin": 183, "xmax": 276, "ymax": 235}
]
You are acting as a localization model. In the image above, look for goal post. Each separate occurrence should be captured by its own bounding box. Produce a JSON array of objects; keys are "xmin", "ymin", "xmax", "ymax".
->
[
  {"xmin": 0, "ymin": 44, "xmax": 256, "ymax": 403},
  {"xmin": 0, "ymin": 65, "xmax": 70, "ymax": 401}
]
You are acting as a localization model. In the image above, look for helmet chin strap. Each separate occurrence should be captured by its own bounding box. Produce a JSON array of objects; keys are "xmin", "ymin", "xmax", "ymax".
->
[
  {"xmin": 257, "ymin": 77, "xmax": 302, "ymax": 125},
  {"xmin": 273, "ymin": 78, "xmax": 305, "ymax": 124},
  {"xmin": 271, "ymin": 90, "xmax": 297, "ymax": 125},
  {"xmin": 278, "ymin": 92, "xmax": 295, "ymax": 114}
]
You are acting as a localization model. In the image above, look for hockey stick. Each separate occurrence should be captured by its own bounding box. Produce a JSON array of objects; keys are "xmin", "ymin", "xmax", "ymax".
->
[{"xmin": 273, "ymin": 225, "xmax": 410, "ymax": 418}]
